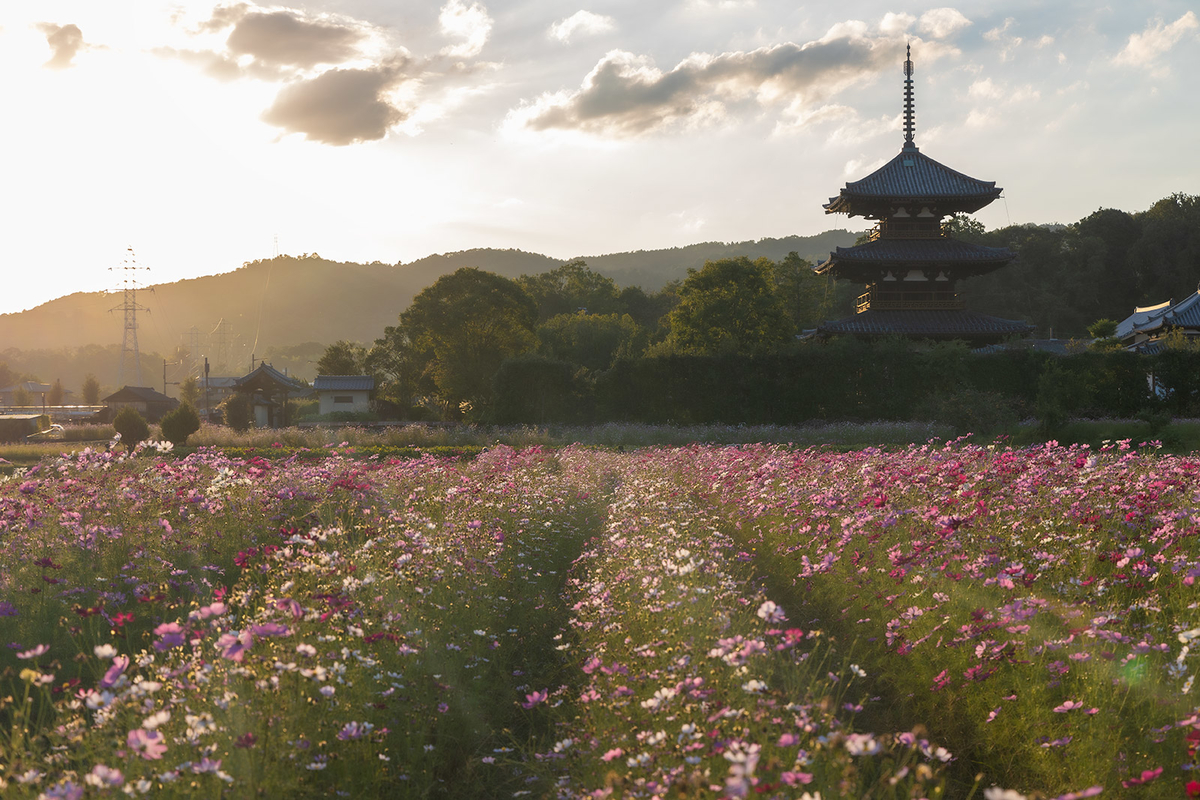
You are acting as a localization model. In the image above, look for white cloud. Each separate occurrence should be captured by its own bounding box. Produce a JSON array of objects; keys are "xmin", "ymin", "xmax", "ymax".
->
[
  {"xmin": 685, "ymin": 0, "xmax": 757, "ymax": 10},
  {"xmin": 983, "ymin": 17, "xmax": 1022, "ymax": 61},
  {"xmin": 918, "ymin": 8, "xmax": 971, "ymax": 39},
  {"xmin": 439, "ymin": 0, "xmax": 493, "ymax": 59},
  {"xmin": 1114, "ymin": 12, "xmax": 1198, "ymax": 71},
  {"xmin": 1035, "ymin": 34, "xmax": 1054, "ymax": 48},
  {"xmin": 548, "ymin": 10, "xmax": 616, "ymax": 43},
  {"xmin": 879, "ymin": 13, "xmax": 915, "ymax": 35}
]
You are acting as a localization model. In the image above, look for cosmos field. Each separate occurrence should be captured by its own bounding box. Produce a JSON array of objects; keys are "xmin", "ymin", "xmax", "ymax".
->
[{"xmin": 0, "ymin": 438, "xmax": 1198, "ymax": 798}]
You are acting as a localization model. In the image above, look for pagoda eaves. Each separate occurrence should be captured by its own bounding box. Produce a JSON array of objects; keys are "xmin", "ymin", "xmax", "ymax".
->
[{"xmin": 824, "ymin": 148, "xmax": 1002, "ymax": 218}]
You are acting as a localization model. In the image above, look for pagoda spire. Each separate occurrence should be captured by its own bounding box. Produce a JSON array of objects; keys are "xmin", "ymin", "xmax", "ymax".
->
[{"xmin": 902, "ymin": 43, "xmax": 916, "ymax": 151}]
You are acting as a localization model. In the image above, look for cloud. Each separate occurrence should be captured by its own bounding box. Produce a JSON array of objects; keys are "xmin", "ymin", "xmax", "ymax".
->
[
  {"xmin": 261, "ymin": 61, "xmax": 411, "ymax": 145},
  {"xmin": 1114, "ymin": 12, "xmax": 1198, "ymax": 71},
  {"xmin": 548, "ymin": 11, "xmax": 616, "ymax": 43},
  {"xmin": 439, "ymin": 0, "xmax": 493, "ymax": 59},
  {"xmin": 918, "ymin": 8, "xmax": 971, "ymax": 39},
  {"xmin": 37, "ymin": 22, "xmax": 86, "ymax": 70},
  {"xmin": 509, "ymin": 26, "xmax": 953, "ymax": 137},
  {"xmin": 223, "ymin": 9, "xmax": 364, "ymax": 69},
  {"xmin": 879, "ymin": 13, "xmax": 915, "ymax": 35},
  {"xmin": 983, "ymin": 17, "xmax": 1022, "ymax": 61}
]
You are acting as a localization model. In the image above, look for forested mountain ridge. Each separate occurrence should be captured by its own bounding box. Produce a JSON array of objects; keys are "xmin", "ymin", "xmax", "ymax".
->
[{"xmin": 0, "ymin": 231, "xmax": 857, "ymax": 353}]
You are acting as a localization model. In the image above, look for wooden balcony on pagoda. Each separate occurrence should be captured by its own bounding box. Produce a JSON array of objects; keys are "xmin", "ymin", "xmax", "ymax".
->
[
  {"xmin": 856, "ymin": 285, "xmax": 964, "ymax": 313},
  {"xmin": 865, "ymin": 219, "xmax": 950, "ymax": 241}
]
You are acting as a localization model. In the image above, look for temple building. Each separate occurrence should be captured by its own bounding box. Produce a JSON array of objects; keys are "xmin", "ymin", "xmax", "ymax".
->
[{"xmin": 815, "ymin": 46, "xmax": 1032, "ymax": 344}]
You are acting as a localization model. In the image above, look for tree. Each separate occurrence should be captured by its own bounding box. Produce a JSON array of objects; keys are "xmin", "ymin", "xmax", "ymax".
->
[
  {"xmin": 113, "ymin": 407, "xmax": 149, "ymax": 451},
  {"xmin": 518, "ymin": 260, "xmax": 621, "ymax": 322},
  {"xmin": 0, "ymin": 362, "xmax": 15, "ymax": 392},
  {"xmin": 537, "ymin": 312, "xmax": 642, "ymax": 372},
  {"xmin": 179, "ymin": 376, "xmax": 200, "ymax": 407},
  {"xmin": 160, "ymin": 403, "xmax": 201, "ymax": 446},
  {"xmin": 667, "ymin": 257, "xmax": 794, "ymax": 355},
  {"xmin": 13, "ymin": 386, "xmax": 33, "ymax": 407},
  {"xmin": 316, "ymin": 340, "xmax": 367, "ymax": 376},
  {"xmin": 48, "ymin": 379, "xmax": 64, "ymax": 406},
  {"xmin": 771, "ymin": 252, "xmax": 827, "ymax": 331},
  {"xmin": 386, "ymin": 268, "xmax": 538, "ymax": 410},
  {"xmin": 222, "ymin": 393, "xmax": 253, "ymax": 433},
  {"xmin": 82, "ymin": 374, "xmax": 101, "ymax": 405}
]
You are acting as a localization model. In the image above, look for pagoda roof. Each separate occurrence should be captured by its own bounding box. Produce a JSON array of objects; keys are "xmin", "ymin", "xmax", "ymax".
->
[
  {"xmin": 814, "ymin": 238, "xmax": 1015, "ymax": 274},
  {"xmin": 818, "ymin": 309, "xmax": 1033, "ymax": 340},
  {"xmin": 825, "ymin": 147, "xmax": 1002, "ymax": 217}
]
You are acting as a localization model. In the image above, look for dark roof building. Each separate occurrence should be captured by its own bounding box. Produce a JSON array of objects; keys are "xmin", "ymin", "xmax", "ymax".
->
[
  {"xmin": 815, "ymin": 45, "xmax": 1032, "ymax": 344},
  {"xmin": 102, "ymin": 386, "xmax": 179, "ymax": 423},
  {"xmin": 233, "ymin": 363, "xmax": 311, "ymax": 429}
]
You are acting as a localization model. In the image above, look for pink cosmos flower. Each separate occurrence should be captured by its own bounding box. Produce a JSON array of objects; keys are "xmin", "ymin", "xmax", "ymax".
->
[
  {"xmin": 100, "ymin": 655, "xmax": 129, "ymax": 688},
  {"xmin": 86, "ymin": 764, "xmax": 124, "ymax": 787},
  {"xmin": 217, "ymin": 631, "xmax": 253, "ymax": 662},
  {"xmin": 601, "ymin": 748, "xmax": 624, "ymax": 762},
  {"xmin": 521, "ymin": 689, "xmax": 548, "ymax": 708},
  {"xmin": 1053, "ymin": 700, "xmax": 1084, "ymax": 713},
  {"xmin": 153, "ymin": 622, "xmax": 187, "ymax": 651},
  {"xmin": 1121, "ymin": 767, "xmax": 1162, "ymax": 788},
  {"xmin": 127, "ymin": 729, "xmax": 168, "ymax": 760},
  {"xmin": 16, "ymin": 644, "xmax": 49, "ymax": 660},
  {"xmin": 781, "ymin": 771, "xmax": 814, "ymax": 786}
]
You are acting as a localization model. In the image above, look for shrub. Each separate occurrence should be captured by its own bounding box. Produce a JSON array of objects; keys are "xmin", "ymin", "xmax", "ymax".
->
[
  {"xmin": 160, "ymin": 403, "xmax": 201, "ymax": 446},
  {"xmin": 222, "ymin": 394, "xmax": 253, "ymax": 433},
  {"xmin": 112, "ymin": 407, "xmax": 149, "ymax": 451}
]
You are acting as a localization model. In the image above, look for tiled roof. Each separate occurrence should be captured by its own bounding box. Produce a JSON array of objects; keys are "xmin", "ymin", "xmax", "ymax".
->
[
  {"xmin": 825, "ymin": 148, "xmax": 1001, "ymax": 216},
  {"xmin": 313, "ymin": 375, "xmax": 375, "ymax": 391},
  {"xmin": 819, "ymin": 309, "xmax": 1034, "ymax": 339},
  {"xmin": 815, "ymin": 238, "xmax": 1014, "ymax": 273},
  {"xmin": 1116, "ymin": 292, "xmax": 1200, "ymax": 340},
  {"xmin": 102, "ymin": 386, "xmax": 177, "ymax": 404}
]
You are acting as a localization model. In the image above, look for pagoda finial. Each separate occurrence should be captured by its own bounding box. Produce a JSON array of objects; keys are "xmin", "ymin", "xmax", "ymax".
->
[{"xmin": 903, "ymin": 43, "xmax": 917, "ymax": 151}]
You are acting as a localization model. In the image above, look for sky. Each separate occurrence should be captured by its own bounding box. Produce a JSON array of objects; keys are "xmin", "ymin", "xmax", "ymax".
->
[{"xmin": 1, "ymin": 1, "xmax": 1197, "ymax": 317}]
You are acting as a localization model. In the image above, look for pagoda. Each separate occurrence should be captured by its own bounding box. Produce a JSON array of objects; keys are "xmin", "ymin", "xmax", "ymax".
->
[{"xmin": 814, "ymin": 45, "xmax": 1032, "ymax": 343}]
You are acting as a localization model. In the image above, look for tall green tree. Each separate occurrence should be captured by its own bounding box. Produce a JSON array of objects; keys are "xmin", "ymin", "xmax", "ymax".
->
[
  {"xmin": 48, "ymin": 379, "xmax": 64, "ymax": 405},
  {"xmin": 384, "ymin": 267, "xmax": 538, "ymax": 410},
  {"xmin": 179, "ymin": 375, "xmax": 200, "ymax": 407},
  {"xmin": 537, "ymin": 312, "xmax": 642, "ymax": 372},
  {"xmin": 667, "ymin": 257, "xmax": 794, "ymax": 355},
  {"xmin": 316, "ymin": 340, "xmax": 368, "ymax": 375},
  {"xmin": 81, "ymin": 374, "xmax": 101, "ymax": 405},
  {"xmin": 518, "ymin": 260, "xmax": 622, "ymax": 322}
]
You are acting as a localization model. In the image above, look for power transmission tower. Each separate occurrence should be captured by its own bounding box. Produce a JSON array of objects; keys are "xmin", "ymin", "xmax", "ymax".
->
[
  {"xmin": 110, "ymin": 247, "xmax": 150, "ymax": 388},
  {"xmin": 185, "ymin": 327, "xmax": 202, "ymax": 376},
  {"xmin": 210, "ymin": 319, "xmax": 232, "ymax": 371}
]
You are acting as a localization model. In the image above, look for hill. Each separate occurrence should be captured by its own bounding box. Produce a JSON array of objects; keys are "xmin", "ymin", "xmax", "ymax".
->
[{"xmin": 0, "ymin": 232, "xmax": 857, "ymax": 356}]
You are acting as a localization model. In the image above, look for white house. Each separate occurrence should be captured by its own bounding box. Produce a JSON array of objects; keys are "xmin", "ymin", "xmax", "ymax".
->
[{"xmin": 313, "ymin": 375, "xmax": 374, "ymax": 416}]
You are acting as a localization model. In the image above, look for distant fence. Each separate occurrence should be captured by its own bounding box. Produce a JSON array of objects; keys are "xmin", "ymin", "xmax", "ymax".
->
[{"xmin": 0, "ymin": 405, "xmax": 108, "ymax": 423}]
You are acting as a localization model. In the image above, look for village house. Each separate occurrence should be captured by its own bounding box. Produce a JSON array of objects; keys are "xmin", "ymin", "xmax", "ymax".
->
[
  {"xmin": 313, "ymin": 375, "xmax": 374, "ymax": 416},
  {"xmin": 102, "ymin": 386, "xmax": 179, "ymax": 423}
]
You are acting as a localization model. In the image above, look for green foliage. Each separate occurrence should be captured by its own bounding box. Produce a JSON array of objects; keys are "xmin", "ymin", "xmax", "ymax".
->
[
  {"xmin": 517, "ymin": 260, "xmax": 621, "ymax": 321},
  {"xmin": 536, "ymin": 312, "xmax": 641, "ymax": 371},
  {"xmin": 1087, "ymin": 318, "xmax": 1117, "ymax": 339},
  {"xmin": 917, "ymin": 388, "xmax": 1019, "ymax": 437},
  {"xmin": 316, "ymin": 340, "xmax": 368, "ymax": 376},
  {"xmin": 491, "ymin": 355, "xmax": 581, "ymax": 424},
  {"xmin": 387, "ymin": 267, "xmax": 538, "ymax": 410},
  {"xmin": 81, "ymin": 373, "xmax": 101, "ymax": 405},
  {"xmin": 13, "ymin": 386, "xmax": 33, "ymax": 406},
  {"xmin": 222, "ymin": 393, "xmax": 253, "ymax": 433},
  {"xmin": 179, "ymin": 375, "xmax": 200, "ymax": 406},
  {"xmin": 47, "ymin": 379, "xmax": 64, "ymax": 406},
  {"xmin": 667, "ymin": 257, "xmax": 794, "ymax": 355},
  {"xmin": 160, "ymin": 403, "xmax": 201, "ymax": 446},
  {"xmin": 112, "ymin": 407, "xmax": 150, "ymax": 450}
]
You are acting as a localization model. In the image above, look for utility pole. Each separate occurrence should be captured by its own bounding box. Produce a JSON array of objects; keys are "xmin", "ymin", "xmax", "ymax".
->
[
  {"xmin": 203, "ymin": 357, "xmax": 210, "ymax": 422},
  {"xmin": 163, "ymin": 359, "xmax": 181, "ymax": 396}
]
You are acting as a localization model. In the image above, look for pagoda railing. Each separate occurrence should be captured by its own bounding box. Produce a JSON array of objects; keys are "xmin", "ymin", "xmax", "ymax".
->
[
  {"xmin": 856, "ymin": 286, "xmax": 963, "ymax": 313},
  {"xmin": 866, "ymin": 221, "xmax": 952, "ymax": 241}
]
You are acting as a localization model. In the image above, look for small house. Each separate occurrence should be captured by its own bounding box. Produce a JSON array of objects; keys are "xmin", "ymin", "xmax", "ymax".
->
[
  {"xmin": 313, "ymin": 375, "xmax": 374, "ymax": 416},
  {"xmin": 103, "ymin": 386, "xmax": 179, "ymax": 423}
]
